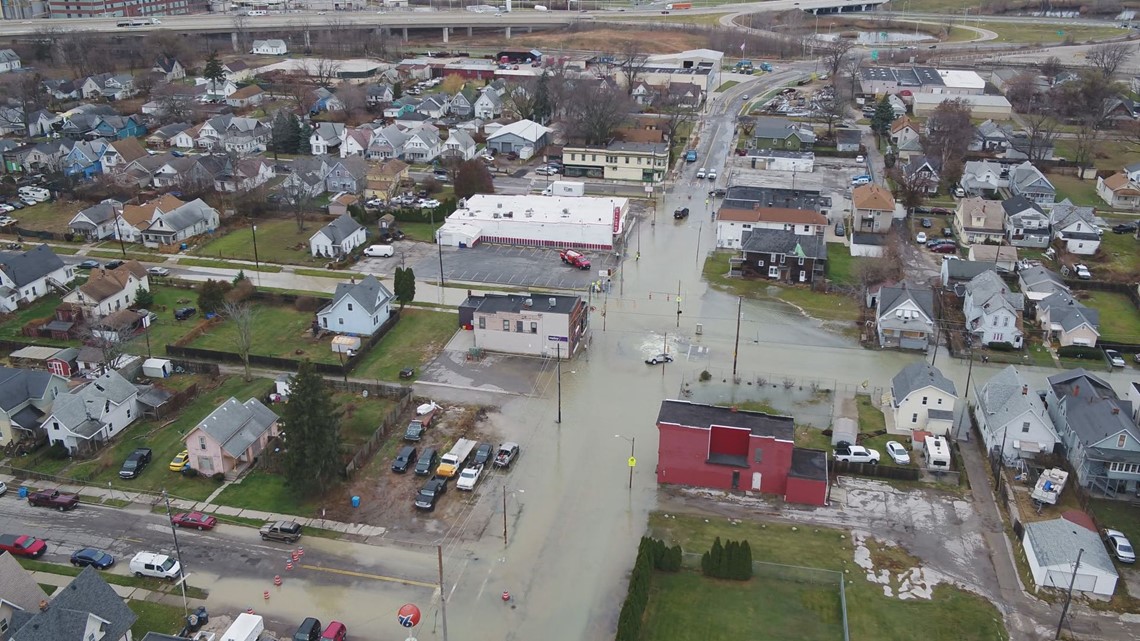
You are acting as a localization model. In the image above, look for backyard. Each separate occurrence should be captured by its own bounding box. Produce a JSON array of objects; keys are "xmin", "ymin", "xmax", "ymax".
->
[
  {"xmin": 11, "ymin": 199, "xmax": 85, "ymax": 234},
  {"xmin": 1081, "ymin": 291, "xmax": 1140, "ymax": 344},
  {"xmin": 352, "ymin": 308, "xmax": 458, "ymax": 380},
  {"xmin": 187, "ymin": 303, "xmax": 341, "ymax": 365},
  {"xmin": 1047, "ymin": 174, "xmax": 1099, "ymax": 207},
  {"xmin": 1090, "ymin": 229, "xmax": 1140, "ymax": 281},
  {"xmin": 645, "ymin": 512, "xmax": 1007, "ymax": 641}
]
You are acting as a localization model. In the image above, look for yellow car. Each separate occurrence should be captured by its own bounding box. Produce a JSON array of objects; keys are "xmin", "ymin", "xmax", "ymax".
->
[{"xmin": 169, "ymin": 450, "xmax": 189, "ymax": 472}]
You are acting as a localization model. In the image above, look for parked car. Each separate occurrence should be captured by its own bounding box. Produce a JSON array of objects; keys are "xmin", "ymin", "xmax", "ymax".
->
[
  {"xmin": 259, "ymin": 520, "xmax": 302, "ymax": 543},
  {"xmin": 855, "ymin": 155, "xmax": 865, "ymax": 163},
  {"xmin": 172, "ymin": 511, "xmax": 218, "ymax": 530},
  {"xmin": 709, "ymin": 188, "xmax": 727, "ymax": 197},
  {"xmin": 834, "ymin": 221, "xmax": 845, "ymax": 236},
  {"xmin": 707, "ymin": 169, "xmax": 717, "ymax": 181},
  {"xmin": 294, "ymin": 618, "xmax": 322, "ymax": 641},
  {"xmin": 534, "ymin": 166, "xmax": 558, "ymax": 176},
  {"xmin": 0, "ymin": 481, "xmax": 6, "ymax": 496},
  {"xmin": 456, "ymin": 464, "xmax": 483, "ymax": 490},
  {"xmin": 885, "ymin": 441, "xmax": 911, "ymax": 465},
  {"xmin": 147, "ymin": 266, "xmax": 171, "ymax": 277},
  {"xmin": 916, "ymin": 232, "xmax": 927, "ymax": 243},
  {"xmin": 415, "ymin": 477, "xmax": 447, "ymax": 511},
  {"xmin": 1105, "ymin": 349, "xmax": 1126, "ymax": 367},
  {"xmin": 169, "ymin": 450, "xmax": 189, "ymax": 471},
  {"xmin": 494, "ymin": 442, "xmax": 520, "ymax": 468},
  {"xmin": 399, "ymin": 367, "xmax": 415, "ymax": 379},
  {"xmin": 942, "ymin": 227, "xmax": 954, "ymax": 237},
  {"xmin": 119, "ymin": 447, "xmax": 152, "ymax": 479},
  {"xmin": 920, "ymin": 218, "xmax": 932, "ymax": 228},
  {"xmin": 912, "ymin": 206, "xmax": 931, "ymax": 214},
  {"xmin": 931, "ymin": 207, "xmax": 952, "ymax": 215},
  {"xmin": 70, "ymin": 547, "xmax": 115, "ymax": 569},
  {"xmin": 930, "ymin": 243, "xmax": 958, "ymax": 254},
  {"xmin": 696, "ymin": 168, "xmax": 706, "ymax": 179},
  {"xmin": 1105, "ymin": 528, "xmax": 1135, "ymax": 563},
  {"xmin": 321, "ymin": 622, "xmax": 348, "ymax": 641},
  {"xmin": 0, "ymin": 534, "xmax": 46, "ymax": 558},
  {"xmin": 1111, "ymin": 222, "xmax": 1137, "ymax": 234},
  {"xmin": 674, "ymin": 207, "xmax": 689, "ymax": 219},
  {"xmin": 174, "ymin": 307, "xmax": 197, "ymax": 321},
  {"xmin": 414, "ymin": 448, "xmax": 438, "ymax": 476},
  {"xmin": 27, "ymin": 489, "xmax": 79, "ymax": 510},
  {"xmin": 364, "ymin": 245, "xmax": 395, "ymax": 258},
  {"xmin": 104, "ymin": 259, "xmax": 124, "ymax": 270},
  {"xmin": 833, "ymin": 441, "xmax": 880, "ymax": 464},
  {"xmin": 472, "ymin": 442, "xmax": 494, "ymax": 467},
  {"xmin": 129, "ymin": 552, "xmax": 181, "ymax": 579},
  {"xmin": 645, "ymin": 353, "xmax": 673, "ymax": 365},
  {"xmin": 77, "ymin": 259, "xmax": 100, "ymax": 270},
  {"xmin": 392, "ymin": 445, "xmax": 417, "ymax": 473}
]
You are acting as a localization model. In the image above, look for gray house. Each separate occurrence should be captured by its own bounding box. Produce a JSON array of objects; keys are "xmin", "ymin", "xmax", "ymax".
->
[
  {"xmin": 486, "ymin": 119, "xmax": 551, "ymax": 154},
  {"xmin": 835, "ymin": 129, "xmax": 861, "ymax": 152},
  {"xmin": 1045, "ymin": 369, "xmax": 1140, "ymax": 496},
  {"xmin": 1002, "ymin": 196, "xmax": 1050, "ymax": 248},
  {"xmin": 974, "ymin": 365, "xmax": 1059, "ymax": 462},
  {"xmin": 0, "ymin": 366, "xmax": 69, "ymax": 449},
  {"xmin": 7, "ymin": 567, "xmax": 136, "ymax": 641},
  {"xmin": 1018, "ymin": 265, "xmax": 1068, "ymax": 302},
  {"xmin": 875, "ymin": 282, "xmax": 935, "ymax": 350},
  {"xmin": 325, "ymin": 157, "xmax": 368, "ymax": 194},
  {"xmin": 1009, "ymin": 161, "xmax": 1056, "ymax": 207}
]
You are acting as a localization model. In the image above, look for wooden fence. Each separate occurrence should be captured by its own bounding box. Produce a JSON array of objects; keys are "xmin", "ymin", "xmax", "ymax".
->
[
  {"xmin": 832, "ymin": 460, "xmax": 920, "ymax": 481},
  {"xmin": 344, "ymin": 387, "xmax": 413, "ymax": 477}
]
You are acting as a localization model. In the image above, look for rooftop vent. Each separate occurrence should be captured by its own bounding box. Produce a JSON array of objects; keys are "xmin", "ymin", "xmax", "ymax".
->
[
  {"xmin": 548, "ymin": 297, "xmax": 557, "ymax": 308},
  {"xmin": 523, "ymin": 298, "xmax": 533, "ymax": 308}
]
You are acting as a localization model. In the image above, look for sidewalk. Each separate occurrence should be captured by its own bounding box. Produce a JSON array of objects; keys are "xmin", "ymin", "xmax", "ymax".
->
[{"xmin": 0, "ymin": 472, "xmax": 387, "ymax": 539}]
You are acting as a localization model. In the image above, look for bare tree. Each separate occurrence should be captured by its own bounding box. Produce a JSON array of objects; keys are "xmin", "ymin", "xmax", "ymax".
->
[
  {"xmin": 281, "ymin": 77, "xmax": 317, "ymax": 111},
  {"xmin": 81, "ymin": 316, "xmax": 131, "ymax": 376},
  {"xmin": 1086, "ymin": 42, "xmax": 1134, "ymax": 79},
  {"xmin": 312, "ymin": 58, "xmax": 343, "ymax": 88},
  {"xmin": 0, "ymin": 72, "xmax": 47, "ymax": 136},
  {"xmin": 1071, "ymin": 116, "xmax": 1101, "ymax": 168},
  {"xmin": 820, "ymin": 39, "xmax": 854, "ymax": 83},
  {"xmin": 52, "ymin": 30, "xmax": 106, "ymax": 78},
  {"xmin": 889, "ymin": 167, "xmax": 934, "ymax": 212},
  {"xmin": 232, "ymin": 14, "xmax": 250, "ymax": 53},
  {"xmin": 506, "ymin": 79, "xmax": 540, "ymax": 120},
  {"xmin": 565, "ymin": 81, "xmax": 632, "ymax": 145},
  {"xmin": 921, "ymin": 98, "xmax": 974, "ymax": 186},
  {"xmin": 841, "ymin": 52, "xmax": 865, "ymax": 101},
  {"xmin": 655, "ymin": 89, "xmax": 698, "ymax": 163},
  {"xmin": 616, "ymin": 40, "xmax": 649, "ymax": 96},
  {"xmin": 813, "ymin": 93, "xmax": 847, "ymax": 138},
  {"xmin": 283, "ymin": 182, "xmax": 316, "ymax": 232},
  {"xmin": 1004, "ymin": 71, "xmax": 1042, "ymax": 112},
  {"xmin": 1021, "ymin": 111, "xmax": 1061, "ymax": 162},
  {"xmin": 336, "ymin": 84, "xmax": 367, "ymax": 118},
  {"xmin": 1038, "ymin": 55, "xmax": 1063, "ymax": 83},
  {"xmin": 222, "ymin": 300, "xmax": 256, "ymax": 381}
]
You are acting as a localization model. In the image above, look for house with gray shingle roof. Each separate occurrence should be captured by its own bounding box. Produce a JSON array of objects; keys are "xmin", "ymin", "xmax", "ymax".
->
[
  {"xmin": 1018, "ymin": 265, "xmax": 1068, "ymax": 302},
  {"xmin": 183, "ymin": 396, "xmax": 280, "ymax": 479},
  {"xmin": 0, "ymin": 366, "xmax": 70, "ymax": 449},
  {"xmin": 0, "ymin": 244, "xmax": 74, "ymax": 313},
  {"xmin": 8, "ymin": 567, "xmax": 135, "ymax": 641},
  {"xmin": 1009, "ymin": 161, "xmax": 1055, "ymax": 207},
  {"xmin": 309, "ymin": 213, "xmax": 366, "ymax": 259},
  {"xmin": 317, "ymin": 275, "xmax": 394, "ymax": 337},
  {"xmin": 1050, "ymin": 199, "xmax": 1101, "ymax": 256},
  {"xmin": 40, "ymin": 370, "xmax": 139, "ymax": 455},
  {"xmin": 974, "ymin": 365, "xmax": 1059, "ymax": 461},
  {"xmin": 1036, "ymin": 292, "xmax": 1100, "ymax": 347},
  {"xmin": 1046, "ymin": 369, "xmax": 1140, "ymax": 495},
  {"xmin": 875, "ymin": 282, "xmax": 934, "ymax": 350},
  {"xmin": 0, "ymin": 549, "xmax": 51, "ymax": 633},
  {"xmin": 1023, "ymin": 515, "xmax": 1117, "ymax": 596},
  {"xmin": 888, "ymin": 362, "xmax": 957, "ymax": 436},
  {"xmin": 963, "ymin": 270, "xmax": 1024, "ymax": 348},
  {"xmin": 140, "ymin": 198, "xmax": 219, "ymax": 248}
]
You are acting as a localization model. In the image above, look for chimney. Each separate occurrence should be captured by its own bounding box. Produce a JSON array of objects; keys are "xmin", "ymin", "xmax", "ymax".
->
[
  {"xmin": 1112, "ymin": 407, "xmax": 1120, "ymax": 415},
  {"xmin": 1073, "ymin": 384, "xmax": 1079, "ymax": 397},
  {"xmin": 1022, "ymin": 385, "xmax": 1028, "ymax": 396}
]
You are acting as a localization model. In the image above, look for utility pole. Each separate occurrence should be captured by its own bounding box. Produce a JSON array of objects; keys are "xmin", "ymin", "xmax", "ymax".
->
[
  {"xmin": 115, "ymin": 213, "xmax": 127, "ymax": 258},
  {"xmin": 556, "ymin": 342, "xmax": 561, "ymax": 424},
  {"xmin": 732, "ymin": 296, "xmax": 742, "ymax": 378},
  {"xmin": 956, "ymin": 346, "xmax": 976, "ymax": 441},
  {"xmin": 627, "ymin": 436, "xmax": 635, "ymax": 490},
  {"xmin": 675, "ymin": 280, "xmax": 681, "ymax": 328},
  {"xmin": 694, "ymin": 221, "xmax": 702, "ymax": 268},
  {"xmin": 662, "ymin": 332, "xmax": 667, "ymax": 379},
  {"xmin": 161, "ymin": 490, "xmax": 189, "ymax": 616},
  {"xmin": 430, "ymin": 209, "xmax": 445, "ymax": 289},
  {"xmin": 251, "ymin": 223, "xmax": 262, "ymax": 287},
  {"xmin": 502, "ymin": 487, "xmax": 508, "ymax": 546},
  {"xmin": 1055, "ymin": 548, "xmax": 1084, "ymax": 639},
  {"xmin": 437, "ymin": 545, "xmax": 449, "ymax": 641}
]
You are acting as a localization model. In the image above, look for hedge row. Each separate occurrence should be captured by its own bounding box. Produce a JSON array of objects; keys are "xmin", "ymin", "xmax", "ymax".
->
[
  {"xmin": 701, "ymin": 537, "xmax": 753, "ymax": 580},
  {"xmin": 615, "ymin": 537, "xmax": 681, "ymax": 641}
]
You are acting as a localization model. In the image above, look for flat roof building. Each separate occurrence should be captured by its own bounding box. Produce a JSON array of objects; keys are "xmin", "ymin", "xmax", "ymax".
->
[{"xmin": 437, "ymin": 194, "xmax": 630, "ymax": 250}]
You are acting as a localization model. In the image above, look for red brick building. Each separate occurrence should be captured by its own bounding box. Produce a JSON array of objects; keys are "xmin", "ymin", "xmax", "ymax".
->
[{"xmin": 656, "ymin": 400, "xmax": 828, "ymax": 506}]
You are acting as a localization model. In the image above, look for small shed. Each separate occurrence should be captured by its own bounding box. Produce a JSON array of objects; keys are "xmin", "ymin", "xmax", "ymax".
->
[
  {"xmin": 831, "ymin": 417, "xmax": 858, "ymax": 446},
  {"xmin": 274, "ymin": 373, "xmax": 294, "ymax": 397},
  {"xmin": 9, "ymin": 345, "xmax": 63, "ymax": 369},
  {"xmin": 142, "ymin": 358, "xmax": 173, "ymax": 378},
  {"xmin": 378, "ymin": 213, "xmax": 396, "ymax": 231},
  {"xmin": 47, "ymin": 347, "xmax": 79, "ymax": 378}
]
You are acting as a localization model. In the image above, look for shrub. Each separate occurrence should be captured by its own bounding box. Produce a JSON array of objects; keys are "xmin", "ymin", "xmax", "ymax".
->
[
  {"xmin": 181, "ymin": 467, "xmax": 199, "ymax": 478},
  {"xmin": 210, "ymin": 472, "xmax": 226, "ymax": 482},
  {"xmin": 47, "ymin": 442, "xmax": 70, "ymax": 460},
  {"xmin": 986, "ymin": 341, "xmax": 1016, "ymax": 352},
  {"xmin": 1057, "ymin": 345, "xmax": 1103, "ymax": 359},
  {"xmin": 701, "ymin": 537, "xmax": 752, "ymax": 581},
  {"xmin": 294, "ymin": 296, "xmax": 321, "ymax": 313},
  {"xmin": 699, "ymin": 370, "xmax": 712, "ymax": 382}
]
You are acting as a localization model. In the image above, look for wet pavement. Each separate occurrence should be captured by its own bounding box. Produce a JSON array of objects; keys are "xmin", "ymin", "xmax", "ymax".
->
[{"xmin": 412, "ymin": 244, "xmax": 621, "ymax": 291}]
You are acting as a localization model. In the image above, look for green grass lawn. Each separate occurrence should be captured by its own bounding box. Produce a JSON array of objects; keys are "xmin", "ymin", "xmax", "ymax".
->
[
  {"xmin": 1092, "ymin": 230, "xmax": 1140, "ymax": 281},
  {"xmin": 214, "ymin": 469, "xmax": 321, "ymax": 515},
  {"xmin": 1082, "ymin": 291, "xmax": 1140, "ymax": 343},
  {"xmin": 14, "ymin": 199, "xmax": 84, "ymax": 234},
  {"xmin": 87, "ymin": 249, "xmax": 161, "ymax": 263},
  {"xmin": 1047, "ymin": 174, "xmax": 1100, "ymax": 207},
  {"xmin": 63, "ymin": 376, "xmax": 274, "ymax": 501},
  {"xmin": 989, "ymin": 23, "xmax": 1123, "ymax": 44},
  {"xmin": 130, "ymin": 600, "xmax": 187, "ymax": 638},
  {"xmin": 17, "ymin": 558, "xmax": 208, "ymax": 599},
  {"xmin": 187, "ymin": 304, "xmax": 340, "ymax": 364},
  {"xmin": 335, "ymin": 391, "xmax": 397, "ymax": 448},
  {"xmin": 1091, "ymin": 499, "xmax": 1140, "ymax": 549},
  {"xmin": 647, "ymin": 512, "xmax": 1008, "ymax": 641},
  {"xmin": 194, "ymin": 218, "xmax": 331, "ymax": 266},
  {"xmin": 177, "ymin": 257, "xmax": 283, "ymax": 273},
  {"xmin": 825, "ymin": 244, "xmax": 870, "ymax": 287},
  {"xmin": 0, "ymin": 293, "xmax": 69, "ymax": 345},
  {"xmin": 352, "ymin": 308, "xmax": 458, "ymax": 381},
  {"xmin": 703, "ymin": 252, "xmax": 860, "ymax": 324},
  {"xmin": 123, "ymin": 285, "xmax": 209, "ymax": 356},
  {"xmin": 716, "ymin": 80, "xmax": 740, "ymax": 92},
  {"xmin": 397, "ymin": 221, "xmax": 443, "ymax": 243},
  {"xmin": 1055, "ymin": 139, "xmax": 1132, "ymax": 172}
]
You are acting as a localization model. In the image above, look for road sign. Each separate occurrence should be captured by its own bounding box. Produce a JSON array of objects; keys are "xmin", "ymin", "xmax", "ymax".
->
[
  {"xmin": 628, "ymin": 457, "xmax": 637, "ymax": 468},
  {"xmin": 871, "ymin": 50, "xmax": 879, "ymax": 61},
  {"xmin": 1057, "ymin": 30, "xmax": 1064, "ymax": 36}
]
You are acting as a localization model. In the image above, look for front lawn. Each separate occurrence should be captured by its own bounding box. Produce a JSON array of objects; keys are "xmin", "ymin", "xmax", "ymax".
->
[
  {"xmin": 63, "ymin": 375, "xmax": 274, "ymax": 501},
  {"xmin": 187, "ymin": 303, "xmax": 341, "ymax": 364},
  {"xmin": 398, "ymin": 221, "xmax": 443, "ymax": 243},
  {"xmin": 13, "ymin": 199, "xmax": 85, "ymax": 234},
  {"xmin": 1047, "ymin": 174, "xmax": 1100, "ymax": 207},
  {"xmin": 647, "ymin": 512, "xmax": 1008, "ymax": 641},
  {"xmin": 214, "ymin": 469, "xmax": 321, "ymax": 515},
  {"xmin": 336, "ymin": 391, "xmax": 397, "ymax": 447},
  {"xmin": 130, "ymin": 601, "xmax": 187, "ymax": 639},
  {"xmin": 703, "ymin": 252, "xmax": 860, "ymax": 323},
  {"xmin": 1092, "ymin": 229, "xmax": 1140, "ymax": 281},
  {"xmin": 825, "ymin": 244, "xmax": 870, "ymax": 287},
  {"xmin": 352, "ymin": 308, "xmax": 458, "ymax": 381},
  {"xmin": 1082, "ymin": 291, "xmax": 1140, "ymax": 343},
  {"xmin": 194, "ymin": 218, "xmax": 332, "ymax": 265}
]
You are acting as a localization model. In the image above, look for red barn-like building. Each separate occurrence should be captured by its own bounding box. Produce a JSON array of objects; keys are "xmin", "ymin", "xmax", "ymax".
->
[{"xmin": 656, "ymin": 400, "xmax": 828, "ymax": 506}]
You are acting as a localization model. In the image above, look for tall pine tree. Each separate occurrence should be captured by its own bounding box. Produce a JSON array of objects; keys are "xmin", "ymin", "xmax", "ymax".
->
[
  {"xmin": 297, "ymin": 121, "xmax": 313, "ymax": 155},
  {"xmin": 739, "ymin": 540, "xmax": 753, "ymax": 580},
  {"xmin": 870, "ymin": 96, "xmax": 895, "ymax": 138},
  {"xmin": 281, "ymin": 361, "xmax": 343, "ymax": 495},
  {"xmin": 533, "ymin": 71, "xmax": 552, "ymax": 124},
  {"xmin": 271, "ymin": 111, "xmax": 301, "ymax": 155}
]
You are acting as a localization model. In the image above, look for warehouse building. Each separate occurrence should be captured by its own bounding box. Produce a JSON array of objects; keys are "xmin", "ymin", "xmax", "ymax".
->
[{"xmin": 436, "ymin": 194, "xmax": 630, "ymax": 250}]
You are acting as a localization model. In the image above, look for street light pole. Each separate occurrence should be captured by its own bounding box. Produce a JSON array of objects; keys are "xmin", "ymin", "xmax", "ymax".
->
[
  {"xmin": 615, "ymin": 434, "xmax": 635, "ymax": 490},
  {"xmin": 556, "ymin": 342, "xmax": 561, "ymax": 424},
  {"xmin": 251, "ymin": 223, "xmax": 261, "ymax": 287},
  {"xmin": 161, "ymin": 489, "xmax": 189, "ymax": 616}
]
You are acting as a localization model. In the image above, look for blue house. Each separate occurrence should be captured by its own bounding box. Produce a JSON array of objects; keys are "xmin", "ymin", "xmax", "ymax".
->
[
  {"xmin": 61, "ymin": 140, "xmax": 106, "ymax": 178},
  {"xmin": 1045, "ymin": 369, "xmax": 1140, "ymax": 496},
  {"xmin": 91, "ymin": 115, "xmax": 146, "ymax": 140}
]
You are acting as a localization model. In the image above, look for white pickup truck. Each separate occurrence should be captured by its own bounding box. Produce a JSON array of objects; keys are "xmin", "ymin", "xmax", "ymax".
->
[
  {"xmin": 833, "ymin": 442, "xmax": 880, "ymax": 464},
  {"xmin": 456, "ymin": 465, "xmax": 483, "ymax": 491}
]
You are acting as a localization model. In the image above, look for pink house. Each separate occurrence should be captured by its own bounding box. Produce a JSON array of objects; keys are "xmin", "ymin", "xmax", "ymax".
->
[{"xmin": 184, "ymin": 396, "xmax": 280, "ymax": 480}]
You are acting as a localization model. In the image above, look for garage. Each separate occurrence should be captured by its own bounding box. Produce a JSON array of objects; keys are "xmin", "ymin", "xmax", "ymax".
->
[{"xmin": 1022, "ymin": 514, "xmax": 1118, "ymax": 597}]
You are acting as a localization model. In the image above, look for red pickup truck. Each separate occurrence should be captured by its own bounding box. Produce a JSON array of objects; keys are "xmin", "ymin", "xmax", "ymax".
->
[
  {"xmin": 0, "ymin": 534, "xmax": 47, "ymax": 558},
  {"xmin": 559, "ymin": 249, "xmax": 591, "ymax": 270},
  {"xmin": 27, "ymin": 489, "xmax": 79, "ymax": 511}
]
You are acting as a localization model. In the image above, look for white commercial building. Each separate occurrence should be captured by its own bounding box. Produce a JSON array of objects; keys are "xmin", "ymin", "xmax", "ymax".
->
[
  {"xmin": 436, "ymin": 194, "xmax": 630, "ymax": 250},
  {"xmin": 937, "ymin": 69, "xmax": 986, "ymax": 95}
]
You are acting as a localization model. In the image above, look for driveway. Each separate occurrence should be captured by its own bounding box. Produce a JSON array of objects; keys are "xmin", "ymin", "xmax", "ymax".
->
[{"xmin": 412, "ymin": 244, "xmax": 619, "ymax": 291}]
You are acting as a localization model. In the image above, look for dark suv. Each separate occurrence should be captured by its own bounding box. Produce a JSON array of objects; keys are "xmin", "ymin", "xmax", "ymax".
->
[
  {"xmin": 174, "ymin": 307, "xmax": 196, "ymax": 321},
  {"xmin": 414, "ymin": 448, "xmax": 438, "ymax": 476},
  {"xmin": 293, "ymin": 617, "xmax": 322, "ymax": 641},
  {"xmin": 472, "ymin": 443, "xmax": 494, "ymax": 467},
  {"xmin": 414, "ymin": 478, "xmax": 447, "ymax": 511},
  {"xmin": 392, "ymin": 445, "xmax": 416, "ymax": 473},
  {"xmin": 119, "ymin": 448, "xmax": 152, "ymax": 479}
]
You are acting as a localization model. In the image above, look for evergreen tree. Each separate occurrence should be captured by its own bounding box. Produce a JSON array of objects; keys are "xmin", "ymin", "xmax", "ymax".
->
[
  {"xmin": 533, "ymin": 71, "xmax": 552, "ymax": 124},
  {"xmin": 232, "ymin": 270, "xmax": 246, "ymax": 285},
  {"xmin": 297, "ymin": 121, "xmax": 313, "ymax": 155},
  {"xmin": 281, "ymin": 360, "xmax": 343, "ymax": 495},
  {"xmin": 203, "ymin": 51, "xmax": 226, "ymax": 95},
  {"xmin": 134, "ymin": 285, "xmax": 154, "ymax": 310},
  {"xmin": 871, "ymin": 96, "xmax": 895, "ymax": 138},
  {"xmin": 708, "ymin": 537, "xmax": 724, "ymax": 578},
  {"xmin": 739, "ymin": 540, "xmax": 753, "ymax": 580},
  {"xmin": 196, "ymin": 279, "xmax": 230, "ymax": 314},
  {"xmin": 723, "ymin": 540, "xmax": 736, "ymax": 579},
  {"xmin": 271, "ymin": 111, "xmax": 301, "ymax": 155},
  {"xmin": 393, "ymin": 266, "xmax": 416, "ymax": 308},
  {"xmin": 393, "ymin": 81, "xmax": 403, "ymax": 99}
]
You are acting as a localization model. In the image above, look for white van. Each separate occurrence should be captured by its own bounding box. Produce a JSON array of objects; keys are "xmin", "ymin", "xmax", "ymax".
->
[
  {"xmin": 364, "ymin": 245, "xmax": 394, "ymax": 258},
  {"xmin": 247, "ymin": 9, "xmax": 267, "ymax": 15},
  {"xmin": 923, "ymin": 435, "xmax": 951, "ymax": 472},
  {"xmin": 129, "ymin": 552, "xmax": 181, "ymax": 579}
]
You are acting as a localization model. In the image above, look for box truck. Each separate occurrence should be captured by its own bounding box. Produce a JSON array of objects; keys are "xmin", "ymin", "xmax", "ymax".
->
[
  {"xmin": 221, "ymin": 613, "xmax": 264, "ymax": 641},
  {"xmin": 542, "ymin": 180, "xmax": 585, "ymax": 197}
]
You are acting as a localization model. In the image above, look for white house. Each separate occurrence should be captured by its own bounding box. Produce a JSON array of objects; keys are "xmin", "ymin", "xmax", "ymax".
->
[
  {"xmin": 960, "ymin": 160, "xmax": 1009, "ymax": 196},
  {"xmin": 140, "ymin": 199, "xmax": 220, "ymax": 247},
  {"xmin": 1023, "ymin": 516, "xmax": 1118, "ymax": 597},
  {"xmin": 310, "ymin": 122, "xmax": 345, "ymax": 156},
  {"xmin": 63, "ymin": 261, "xmax": 149, "ymax": 318},
  {"xmin": 888, "ymin": 362, "xmax": 957, "ymax": 436},
  {"xmin": 1050, "ymin": 199, "xmax": 1101, "ymax": 256},
  {"xmin": 473, "ymin": 90, "xmax": 503, "ymax": 120},
  {"xmin": 442, "ymin": 129, "xmax": 477, "ymax": 161},
  {"xmin": 714, "ymin": 205, "xmax": 826, "ymax": 249},
  {"xmin": 68, "ymin": 200, "xmax": 123, "ymax": 241},
  {"xmin": 0, "ymin": 49, "xmax": 21, "ymax": 73},
  {"xmin": 309, "ymin": 213, "xmax": 366, "ymax": 259},
  {"xmin": 251, "ymin": 39, "xmax": 287, "ymax": 55},
  {"xmin": 963, "ymin": 270, "xmax": 1024, "ymax": 348},
  {"xmin": 403, "ymin": 126, "xmax": 442, "ymax": 162},
  {"xmin": 875, "ymin": 282, "xmax": 935, "ymax": 350},
  {"xmin": 316, "ymin": 275, "xmax": 394, "ymax": 336},
  {"xmin": 0, "ymin": 245, "xmax": 74, "ymax": 314},
  {"xmin": 974, "ymin": 365, "xmax": 1059, "ymax": 461},
  {"xmin": 1003, "ymin": 196, "xmax": 1051, "ymax": 249},
  {"xmin": 40, "ymin": 370, "xmax": 139, "ymax": 455}
]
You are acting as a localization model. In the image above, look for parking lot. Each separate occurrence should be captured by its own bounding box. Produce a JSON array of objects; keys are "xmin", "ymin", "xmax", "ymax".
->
[
  {"xmin": 356, "ymin": 239, "xmax": 440, "ymax": 278},
  {"xmin": 412, "ymin": 244, "xmax": 619, "ymax": 291}
]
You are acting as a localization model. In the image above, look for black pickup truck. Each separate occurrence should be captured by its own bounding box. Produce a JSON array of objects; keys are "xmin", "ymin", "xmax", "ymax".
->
[{"xmin": 119, "ymin": 448, "xmax": 153, "ymax": 479}]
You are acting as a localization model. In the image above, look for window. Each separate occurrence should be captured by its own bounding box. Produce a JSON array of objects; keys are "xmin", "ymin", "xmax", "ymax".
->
[
  {"xmin": 911, "ymin": 413, "xmax": 918, "ymax": 423},
  {"xmin": 742, "ymin": 224, "xmax": 752, "ymax": 230},
  {"xmin": 516, "ymin": 320, "xmax": 523, "ymax": 332},
  {"xmin": 198, "ymin": 436, "xmax": 207, "ymax": 450},
  {"xmin": 347, "ymin": 303, "xmax": 353, "ymax": 311},
  {"xmin": 803, "ymin": 225, "xmax": 810, "ymax": 232},
  {"xmin": 338, "ymin": 318, "xmax": 344, "ymax": 325},
  {"xmin": 780, "ymin": 255, "xmax": 786, "ymax": 264},
  {"xmin": 606, "ymin": 155, "xmax": 617, "ymax": 163},
  {"xmin": 478, "ymin": 317, "xmax": 486, "ymax": 329},
  {"xmin": 503, "ymin": 319, "xmax": 510, "ymax": 331},
  {"xmin": 798, "ymin": 257, "xmax": 805, "ymax": 266},
  {"xmin": 1110, "ymin": 462, "xmax": 1140, "ymax": 474},
  {"xmin": 767, "ymin": 266, "xmax": 778, "ymax": 278},
  {"xmin": 922, "ymin": 396, "xmax": 928, "ymax": 405},
  {"xmin": 1022, "ymin": 421, "xmax": 1030, "ymax": 433},
  {"xmin": 1119, "ymin": 434, "xmax": 1128, "ymax": 448},
  {"xmin": 127, "ymin": 409, "xmax": 131, "ymax": 418},
  {"xmin": 936, "ymin": 398, "xmax": 943, "ymax": 405},
  {"xmin": 754, "ymin": 449, "xmax": 763, "ymax": 463},
  {"xmin": 530, "ymin": 322, "xmax": 538, "ymax": 334}
]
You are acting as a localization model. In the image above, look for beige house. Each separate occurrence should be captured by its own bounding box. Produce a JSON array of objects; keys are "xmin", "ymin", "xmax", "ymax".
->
[
  {"xmin": 887, "ymin": 362, "xmax": 957, "ymax": 437},
  {"xmin": 954, "ymin": 197, "xmax": 1006, "ymax": 244},
  {"xmin": 967, "ymin": 245, "xmax": 1018, "ymax": 272},
  {"xmin": 852, "ymin": 184, "xmax": 895, "ymax": 234},
  {"xmin": 62, "ymin": 261, "xmax": 149, "ymax": 318},
  {"xmin": 1037, "ymin": 292, "xmax": 1100, "ymax": 347},
  {"xmin": 364, "ymin": 159, "xmax": 409, "ymax": 202},
  {"xmin": 1096, "ymin": 173, "xmax": 1140, "ymax": 210},
  {"xmin": 563, "ymin": 142, "xmax": 669, "ymax": 184},
  {"xmin": 462, "ymin": 292, "xmax": 587, "ymax": 359}
]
